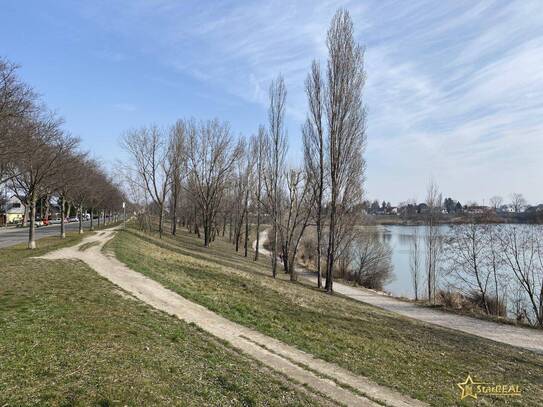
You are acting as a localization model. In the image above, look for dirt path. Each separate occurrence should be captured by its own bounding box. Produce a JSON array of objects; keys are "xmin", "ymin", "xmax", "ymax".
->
[
  {"xmin": 39, "ymin": 229, "xmax": 425, "ymax": 407},
  {"xmin": 254, "ymin": 231, "xmax": 543, "ymax": 354}
]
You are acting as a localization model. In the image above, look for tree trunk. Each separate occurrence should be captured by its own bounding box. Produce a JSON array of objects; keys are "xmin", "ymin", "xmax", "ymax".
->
[
  {"xmin": 60, "ymin": 197, "xmax": 66, "ymax": 239},
  {"xmin": 271, "ymin": 224, "xmax": 278, "ymax": 279},
  {"xmin": 172, "ymin": 182, "xmax": 178, "ymax": 236},
  {"xmin": 289, "ymin": 253, "xmax": 297, "ymax": 281},
  {"xmin": 90, "ymin": 209, "xmax": 94, "ymax": 231},
  {"xmin": 158, "ymin": 204, "xmax": 164, "ymax": 238},
  {"xmin": 28, "ymin": 196, "xmax": 36, "ymax": 249},
  {"xmin": 325, "ymin": 202, "xmax": 336, "ymax": 293},
  {"xmin": 254, "ymin": 206, "xmax": 261, "ymax": 261},
  {"xmin": 244, "ymin": 205, "xmax": 249, "ymax": 257},
  {"xmin": 78, "ymin": 206, "xmax": 83, "ymax": 234},
  {"xmin": 22, "ymin": 203, "xmax": 28, "ymax": 226},
  {"xmin": 316, "ymin": 209, "xmax": 322, "ymax": 289},
  {"xmin": 203, "ymin": 216, "xmax": 210, "ymax": 247},
  {"xmin": 235, "ymin": 209, "xmax": 243, "ymax": 252}
]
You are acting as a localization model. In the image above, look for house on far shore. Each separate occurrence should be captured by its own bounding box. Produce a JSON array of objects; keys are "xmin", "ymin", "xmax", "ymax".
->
[
  {"xmin": 0, "ymin": 195, "xmax": 25, "ymax": 225},
  {"xmin": 498, "ymin": 204, "xmax": 515, "ymax": 213}
]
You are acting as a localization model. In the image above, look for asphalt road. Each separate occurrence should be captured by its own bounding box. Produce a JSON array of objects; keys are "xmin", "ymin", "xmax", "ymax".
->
[{"xmin": 0, "ymin": 221, "xmax": 92, "ymax": 248}]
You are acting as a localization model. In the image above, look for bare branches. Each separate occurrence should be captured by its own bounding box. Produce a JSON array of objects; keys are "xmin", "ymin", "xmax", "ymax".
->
[
  {"xmin": 121, "ymin": 125, "xmax": 173, "ymax": 237},
  {"xmin": 498, "ymin": 225, "xmax": 543, "ymax": 325},
  {"xmin": 303, "ymin": 60, "xmax": 326, "ymax": 288},
  {"xmin": 425, "ymin": 179, "xmax": 443, "ymax": 303},
  {"xmin": 0, "ymin": 58, "xmax": 37, "ymax": 184},
  {"xmin": 185, "ymin": 118, "xmax": 241, "ymax": 247},
  {"xmin": 6, "ymin": 111, "xmax": 79, "ymax": 247},
  {"xmin": 324, "ymin": 9, "xmax": 367, "ymax": 293},
  {"xmin": 265, "ymin": 75, "xmax": 288, "ymax": 278},
  {"xmin": 510, "ymin": 193, "xmax": 527, "ymax": 213}
]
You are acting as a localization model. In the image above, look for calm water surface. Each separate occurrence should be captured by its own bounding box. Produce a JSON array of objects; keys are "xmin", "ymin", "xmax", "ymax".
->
[{"xmin": 376, "ymin": 224, "xmax": 450, "ymax": 298}]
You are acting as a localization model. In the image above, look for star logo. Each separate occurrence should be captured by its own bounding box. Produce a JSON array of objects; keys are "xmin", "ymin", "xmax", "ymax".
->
[{"xmin": 457, "ymin": 374, "xmax": 485, "ymax": 400}]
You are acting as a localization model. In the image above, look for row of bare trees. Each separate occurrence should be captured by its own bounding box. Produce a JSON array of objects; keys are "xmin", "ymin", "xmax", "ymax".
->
[
  {"xmin": 0, "ymin": 57, "xmax": 125, "ymax": 248},
  {"xmin": 263, "ymin": 9, "xmax": 367, "ymax": 289},
  {"xmin": 119, "ymin": 9, "xmax": 368, "ymax": 293},
  {"xmin": 444, "ymin": 222, "xmax": 543, "ymax": 326},
  {"xmin": 407, "ymin": 183, "xmax": 543, "ymax": 326}
]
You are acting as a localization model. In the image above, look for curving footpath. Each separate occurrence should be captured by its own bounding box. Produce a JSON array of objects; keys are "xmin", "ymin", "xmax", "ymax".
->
[
  {"xmin": 254, "ymin": 230, "xmax": 543, "ymax": 355},
  {"xmin": 39, "ymin": 229, "xmax": 426, "ymax": 407}
]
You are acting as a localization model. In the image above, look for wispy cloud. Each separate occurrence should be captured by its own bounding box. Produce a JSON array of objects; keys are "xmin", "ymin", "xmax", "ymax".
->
[{"xmin": 79, "ymin": 0, "xmax": 543, "ymax": 204}]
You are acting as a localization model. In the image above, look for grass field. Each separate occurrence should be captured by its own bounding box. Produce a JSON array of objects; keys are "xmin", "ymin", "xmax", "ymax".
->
[
  {"xmin": 0, "ymin": 233, "xmax": 326, "ymax": 406},
  {"xmin": 110, "ymin": 227, "xmax": 543, "ymax": 406}
]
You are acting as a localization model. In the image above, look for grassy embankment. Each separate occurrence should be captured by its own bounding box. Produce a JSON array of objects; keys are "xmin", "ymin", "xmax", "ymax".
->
[
  {"xmin": 0, "ymin": 232, "xmax": 325, "ymax": 406},
  {"xmin": 109, "ymin": 226, "xmax": 543, "ymax": 406}
]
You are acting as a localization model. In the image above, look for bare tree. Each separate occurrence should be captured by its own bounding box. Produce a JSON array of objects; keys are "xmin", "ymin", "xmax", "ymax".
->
[
  {"xmin": 264, "ymin": 76, "xmax": 288, "ymax": 278},
  {"xmin": 243, "ymin": 137, "xmax": 259, "ymax": 257},
  {"xmin": 324, "ymin": 9, "xmax": 367, "ymax": 293},
  {"xmin": 253, "ymin": 126, "xmax": 266, "ymax": 261},
  {"xmin": 499, "ymin": 225, "xmax": 543, "ymax": 326},
  {"xmin": 350, "ymin": 229, "xmax": 392, "ymax": 290},
  {"xmin": 278, "ymin": 168, "xmax": 314, "ymax": 281},
  {"xmin": 489, "ymin": 195, "xmax": 503, "ymax": 210},
  {"xmin": 409, "ymin": 226, "xmax": 421, "ymax": 301},
  {"xmin": 121, "ymin": 125, "xmax": 172, "ymax": 238},
  {"xmin": 70, "ymin": 158, "xmax": 100, "ymax": 234},
  {"xmin": 0, "ymin": 58, "xmax": 36, "ymax": 184},
  {"xmin": 484, "ymin": 224, "xmax": 506, "ymax": 316},
  {"xmin": 6, "ymin": 114, "xmax": 78, "ymax": 248},
  {"xmin": 425, "ymin": 179, "xmax": 442, "ymax": 303},
  {"xmin": 232, "ymin": 138, "xmax": 248, "ymax": 252},
  {"xmin": 510, "ymin": 193, "xmax": 527, "ymax": 213},
  {"xmin": 185, "ymin": 119, "xmax": 241, "ymax": 247},
  {"xmin": 303, "ymin": 60, "xmax": 326, "ymax": 288},
  {"xmin": 56, "ymin": 151, "xmax": 86, "ymax": 238},
  {"xmin": 445, "ymin": 222, "xmax": 492, "ymax": 314},
  {"xmin": 168, "ymin": 120, "xmax": 186, "ymax": 236}
]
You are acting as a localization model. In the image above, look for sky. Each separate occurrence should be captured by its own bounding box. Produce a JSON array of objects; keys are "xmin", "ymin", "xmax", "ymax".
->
[{"xmin": 1, "ymin": 1, "xmax": 542, "ymax": 205}]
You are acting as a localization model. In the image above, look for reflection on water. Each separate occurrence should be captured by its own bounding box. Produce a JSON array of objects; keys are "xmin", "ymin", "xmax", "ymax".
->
[{"xmin": 372, "ymin": 225, "xmax": 450, "ymax": 298}]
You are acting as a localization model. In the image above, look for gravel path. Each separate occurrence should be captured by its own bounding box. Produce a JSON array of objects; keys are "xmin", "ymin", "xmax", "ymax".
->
[
  {"xmin": 255, "ymin": 230, "xmax": 543, "ymax": 354},
  {"xmin": 39, "ymin": 229, "xmax": 426, "ymax": 407}
]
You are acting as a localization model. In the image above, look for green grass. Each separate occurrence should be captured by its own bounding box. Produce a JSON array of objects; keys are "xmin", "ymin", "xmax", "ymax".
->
[
  {"xmin": 110, "ymin": 227, "xmax": 543, "ymax": 406},
  {"xmin": 0, "ymin": 233, "xmax": 324, "ymax": 406}
]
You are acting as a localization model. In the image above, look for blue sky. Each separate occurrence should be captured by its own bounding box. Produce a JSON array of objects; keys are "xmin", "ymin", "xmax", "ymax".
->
[{"xmin": 2, "ymin": 1, "xmax": 542, "ymax": 205}]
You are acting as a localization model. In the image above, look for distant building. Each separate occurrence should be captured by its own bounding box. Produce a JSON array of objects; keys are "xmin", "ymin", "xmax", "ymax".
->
[
  {"xmin": 1, "ymin": 195, "xmax": 25, "ymax": 224},
  {"xmin": 499, "ymin": 205, "xmax": 515, "ymax": 213}
]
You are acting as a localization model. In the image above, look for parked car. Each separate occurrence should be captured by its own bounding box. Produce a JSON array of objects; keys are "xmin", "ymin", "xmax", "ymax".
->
[{"xmin": 67, "ymin": 217, "xmax": 79, "ymax": 223}]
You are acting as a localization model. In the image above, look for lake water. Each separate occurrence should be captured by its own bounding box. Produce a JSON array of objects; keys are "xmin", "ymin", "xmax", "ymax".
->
[
  {"xmin": 375, "ymin": 224, "xmax": 451, "ymax": 298},
  {"xmin": 376, "ymin": 223, "xmax": 543, "ymax": 300}
]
